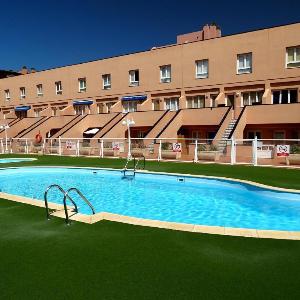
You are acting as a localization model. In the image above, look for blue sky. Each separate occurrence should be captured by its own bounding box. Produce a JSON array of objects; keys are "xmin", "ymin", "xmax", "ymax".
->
[{"xmin": 1, "ymin": 0, "xmax": 299, "ymax": 71}]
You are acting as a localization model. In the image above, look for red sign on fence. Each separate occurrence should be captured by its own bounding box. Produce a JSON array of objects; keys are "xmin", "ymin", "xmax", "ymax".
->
[{"xmin": 276, "ymin": 145, "xmax": 290, "ymax": 157}]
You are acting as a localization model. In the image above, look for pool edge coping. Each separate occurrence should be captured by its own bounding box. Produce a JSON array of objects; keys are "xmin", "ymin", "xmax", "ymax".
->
[{"xmin": 1, "ymin": 166, "xmax": 300, "ymax": 241}]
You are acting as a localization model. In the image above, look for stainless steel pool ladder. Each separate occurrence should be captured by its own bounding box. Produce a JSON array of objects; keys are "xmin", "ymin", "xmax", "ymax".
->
[
  {"xmin": 122, "ymin": 156, "xmax": 145, "ymax": 179},
  {"xmin": 44, "ymin": 184, "xmax": 95, "ymax": 225}
]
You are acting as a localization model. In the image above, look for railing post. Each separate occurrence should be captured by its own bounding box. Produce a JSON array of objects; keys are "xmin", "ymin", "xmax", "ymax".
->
[
  {"xmin": 58, "ymin": 136, "xmax": 62, "ymax": 156},
  {"xmin": 0, "ymin": 139, "xmax": 3, "ymax": 154},
  {"xmin": 252, "ymin": 136, "xmax": 258, "ymax": 166},
  {"xmin": 100, "ymin": 140, "xmax": 104, "ymax": 158},
  {"xmin": 158, "ymin": 140, "xmax": 162, "ymax": 161},
  {"xmin": 77, "ymin": 140, "xmax": 80, "ymax": 157},
  {"xmin": 230, "ymin": 137, "xmax": 236, "ymax": 165},
  {"xmin": 194, "ymin": 140, "xmax": 198, "ymax": 163},
  {"xmin": 26, "ymin": 139, "xmax": 29, "ymax": 154}
]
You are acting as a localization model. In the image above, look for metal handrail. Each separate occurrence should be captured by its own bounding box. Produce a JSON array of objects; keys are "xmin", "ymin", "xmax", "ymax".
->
[
  {"xmin": 122, "ymin": 155, "xmax": 145, "ymax": 178},
  {"xmin": 44, "ymin": 184, "xmax": 78, "ymax": 220},
  {"xmin": 63, "ymin": 187, "xmax": 95, "ymax": 224}
]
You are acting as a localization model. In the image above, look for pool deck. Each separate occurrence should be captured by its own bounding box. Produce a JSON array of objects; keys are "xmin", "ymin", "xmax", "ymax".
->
[{"xmin": 1, "ymin": 166, "xmax": 300, "ymax": 241}]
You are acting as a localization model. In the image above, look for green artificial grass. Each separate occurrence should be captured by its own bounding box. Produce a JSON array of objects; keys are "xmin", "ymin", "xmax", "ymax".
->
[
  {"xmin": 0, "ymin": 153, "xmax": 299, "ymax": 190},
  {"xmin": 0, "ymin": 154, "xmax": 300, "ymax": 299},
  {"xmin": 1, "ymin": 198, "xmax": 300, "ymax": 300}
]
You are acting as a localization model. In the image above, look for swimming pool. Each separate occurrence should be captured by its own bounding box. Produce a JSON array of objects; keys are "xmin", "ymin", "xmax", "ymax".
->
[
  {"xmin": 0, "ymin": 158, "xmax": 37, "ymax": 163},
  {"xmin": 0, "ymin": 167, "xmax": 300, "ymax": 231}
]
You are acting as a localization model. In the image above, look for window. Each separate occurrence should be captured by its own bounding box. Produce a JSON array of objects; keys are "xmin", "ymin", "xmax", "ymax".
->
[
  {"xmin": 36, "ymin": 84, "xmax": 43, "ymax": 96},
  {"xmin": 160, "ymin": 65, "xmax": 171, "ymax": 83},
  {"xmin": 242, "ymin": 91, "xmax": 263, "ymax": 106},
  {"xmin": 20, "ymin": 87, "xmax": 26, "ymax": 99},
  {"xmin": 247, "ymin": 131, "xmax": 261, "ymax": 139},
  {"xmin": 34, "ymin": 108, "xmax": 43, "ymax": 117},
  {"xmin": 52, "ymin": 107, "xmax": 58, "ymax": 116},
  {"xmin": 74, "ymin": 105, "xmax": 88, "ymax": 115},
  {"xmin": 4, "ymin": 89, "xmax": 10, "ymax": 101},
  {"xmin": 106, "ymin": 102, "xmax": 115, "ymax": 113},
  {"xmin": 102, "ymin": 74, "xmax": 111, "ymax": 89},
  {"xmin": 286, "ymin": 46, "xmax": 300, "ymax": 68},
  {"xmin": 165, "ymin": 97, "xmax": 179, "ymax": 111},
  {"xmin": 153, "ymin": 99, "xmax": 160, "ymax": 111},
  {"xmin": 274, "ymin": 131, "xmax": 285, "ymax": 140},
  {"xmin": 129, "ymin": 70, "xmax": 139, "ymax": 86},
  {"xmin": 123, "ymin": 101, "xmax": 137, "ymax": 113},
  {"xmin": 196, "ymin": 59, "xmax": 208, "ymax": 78},
  {"xmin": 237, "ymin": 53, "xmax": 252, "ymax": 74},
  {"xmin": 186, "ymin": 95, "xmax": 205, "ymax": 108},
  {"xmin": 272, "ymin": 89, "xmax": 298, "ymax": 104},
  {"xmin": 210, "ymin": 94, "xmax": 218, "ymax": 107},
  {"xmin": 78, "ymin": 78, "xmax": 86, "ymax": 92},
  {"xmin": 55, "ymin": 81, "xmax": 62, "ymax": 95},
  {"xmin": 191, "ymin": 131, "xmax": 201, "ymax": 143}
]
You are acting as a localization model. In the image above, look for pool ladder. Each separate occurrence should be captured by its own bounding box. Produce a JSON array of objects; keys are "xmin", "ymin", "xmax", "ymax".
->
[
  {"xmin": 122, "ymin": 156, "xmax": 145, "ymax": 179},
  {"xmin": 44, "ymin": 184, "xmax": 95, "ymax": 225}
]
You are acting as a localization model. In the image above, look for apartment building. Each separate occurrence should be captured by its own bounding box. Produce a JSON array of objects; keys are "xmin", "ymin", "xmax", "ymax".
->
[{"xmin": 0, "ymin": 22, "xmax": 299, "ymax": 145}]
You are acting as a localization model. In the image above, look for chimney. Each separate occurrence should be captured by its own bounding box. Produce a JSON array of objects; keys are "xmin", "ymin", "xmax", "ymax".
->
[
  {"xmin": 203, "ymin": 24, "xmax": 221, "ymax": 40},
  {"xmin": 20, "ymin": 66, "xmax": 28, "ymax": 75}
]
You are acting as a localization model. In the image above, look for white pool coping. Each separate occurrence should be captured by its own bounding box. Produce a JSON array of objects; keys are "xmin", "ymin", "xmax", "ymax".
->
[{"xmin": 0, "ymin": 166, "xmax": 300, "ymax": 240}]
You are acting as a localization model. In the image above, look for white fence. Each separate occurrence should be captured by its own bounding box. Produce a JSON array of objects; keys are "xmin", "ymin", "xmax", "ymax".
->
[{"xmin": 1, "ymin": 137, "xmax": 300, "ymax": 167}]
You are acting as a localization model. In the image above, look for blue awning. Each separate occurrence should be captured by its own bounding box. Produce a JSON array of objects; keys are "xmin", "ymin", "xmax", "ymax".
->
[
  {"xmin": 121, "ymin": 95, "xmax": 147, "ymax": 101},
  {"xmin": 15, "ymin": 106, "xmax": 31, "ymax": 112},
  {"xmin": 73, "ymin": 100, "xmax": 93, "ymax": 106}
]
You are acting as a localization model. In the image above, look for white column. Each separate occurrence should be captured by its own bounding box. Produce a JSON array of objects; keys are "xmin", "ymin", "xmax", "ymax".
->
[
  {"xmin": 100, "ymin": 140, "xmax": 104, "ymax": 158},
  {"xmin": 194, "ymin": 140, "xmax": 198, "ymax": 163},
  {"xmin": 252, "ymin": 136, "xmax": 258, "ymax": 166},
  {"xmin": 77, "ymin": 140, "xmax": 80, "ymax": 156},
  {"xmin": 0, "ymin": 140, "xmax": 3, "ymax": 154},
  {"xmin": 230, "ymin": 137, "xmax": 236, "ymax": 165},
  {"xmin": 158, "ymin": 140, "xmax": 162, "ymax": 161},
  {"xmin": 26, "ymin": 139, "xmax": 29, "ymax": 154},
  {"xmin": 58, "ymin": 137, "xmax": 62, "ymax": 156}
]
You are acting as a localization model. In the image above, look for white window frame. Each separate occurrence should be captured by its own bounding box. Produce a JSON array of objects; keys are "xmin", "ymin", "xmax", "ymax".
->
[
  {"xmin": 78, "ymin": 78, "xmax": 86, "ymax": 92},
  {"xmin": 36, "ymin": 84, "xmax": 43, "ymax": 96},
  {"xmin": 164, "ymin": 97, "xmax": 179, "ymax": 111},
  {"xmin": 237, "ymin": 53, "xmax": 252, "ymax": 74},
  {"xmin": 286, "ymin": 46, "xmax": 300, "ymax": 68},
  {"xmin": 20, "ymin": 87, "xmax": 26, "ymax": 99},
  {"xmin": 123, "ymin": 101, "xmax": 137, "ymax": 113},
  {"xmin": 129, "ymin": 70, "xmax": 139, "ymax": 86},
  {"xmin": 195, "ymin": 59, "xmax": 209, "ymax": 79},
  {"xmin": 186, "ymin": 95, "xmax": 205, "ymax": 108},
  {"xmin": 4, "ymin": 89, "xmax": 10, "ymax": 101},
  {"xmin": 55, "ymin": 81, "xmax": 62, "ymax": 95},
  {"xmin": 160, "ymin": 65, "xmax": 171, "ymax": 83},
  {"xmin": 102, "ymin": 74, "xmax": 111, "ymax": 90},
  {"xmin": 241, "ymin": 91, "xmax": 263, "ymax": 107},
  {"xmin": 272, "ymin": 89, "xmax": 298, "ymax": 104}
]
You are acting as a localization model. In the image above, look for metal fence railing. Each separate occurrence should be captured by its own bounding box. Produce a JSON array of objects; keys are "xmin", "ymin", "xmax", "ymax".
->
[{"xmin": 1, "ymin": 137, "xmax": 299, "ymax": 167}]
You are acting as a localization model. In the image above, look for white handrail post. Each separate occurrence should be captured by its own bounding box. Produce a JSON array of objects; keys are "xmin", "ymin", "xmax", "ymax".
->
[
  {"xmin": 0, "ymin": 139, "xmax": 3, "ymax": 154},
  {"xmin": 26, "ymin": 139, "xmax": 28, "ymax": 154},
  {"xmin": 100, "ymin": 140, "xmax": 104, "ymax": 158},
  {"xmin": 77, "ymin": 140, "xmax": 80, "ymax": 157},
  {"xmin": 252, "ymin": 136, "xmax": 258, "ymax": 166},
  {"xmin": 158, "ymin": 140, "xmax": 162, "ymax": 161},
  {"xmin": 230, "ymin": 137, "xmax": 236, "ymax": 165},
  {"xmin": 194, "ymin": 140, "xmax": 198, "ymax": 163},
  {"xmin": 58, "ymin": 136, "xmax": 62, "ymax": 156}
]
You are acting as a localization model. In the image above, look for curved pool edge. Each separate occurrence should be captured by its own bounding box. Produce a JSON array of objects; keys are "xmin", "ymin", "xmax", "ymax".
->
[
  {"xmin": 1, "ymin": 165, "xmax": 299, "ymax": 194},
  {"xmin": 1, "ymin": 188, "xmax": 300, "ymax": 241}
]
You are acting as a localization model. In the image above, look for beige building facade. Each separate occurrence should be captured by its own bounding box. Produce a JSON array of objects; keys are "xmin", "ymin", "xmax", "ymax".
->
[{"xmin": 0, "ymin": 23, "xmax": 299, "ymax": 146}]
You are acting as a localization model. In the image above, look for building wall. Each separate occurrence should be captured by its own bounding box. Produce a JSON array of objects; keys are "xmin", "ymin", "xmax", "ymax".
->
[{"xmin": 0, "ymin": 23, "xmax": 300, "ymax": 112}]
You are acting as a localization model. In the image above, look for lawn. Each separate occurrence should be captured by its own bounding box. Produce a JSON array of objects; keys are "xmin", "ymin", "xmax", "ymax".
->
[{"xmin": 0, "ymin": 154, "xmax": 300, "ymax": 299}]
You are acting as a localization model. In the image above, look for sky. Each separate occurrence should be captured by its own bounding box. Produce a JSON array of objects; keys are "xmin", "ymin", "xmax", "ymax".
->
[{"xmin": 0, "ymin": 0, "xmax": 299, "ymax": 71}]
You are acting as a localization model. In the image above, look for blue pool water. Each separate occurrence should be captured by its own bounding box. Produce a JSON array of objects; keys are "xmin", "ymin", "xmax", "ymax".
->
[
  {"xmin": 0, "ymin": 158, "xmax": 36, "ymax": 163},
  {"xmin": 0, "ymin": 167, "xmax": 300, "ymax": 231}
]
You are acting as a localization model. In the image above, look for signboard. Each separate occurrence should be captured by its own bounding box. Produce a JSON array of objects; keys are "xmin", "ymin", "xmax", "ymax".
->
[
  {"xmin": 66, "ymin": 140, "xmax": 76, "ymax": 150},
  {"xmin": 172, "ymin": 142, "xmax": 182, "ymax": 153},
  {"xmin": 112, "ymin": 141, "xmax": 120, "ymax": 150},
  {"xmin": 276, "ymin": 145, "xmax": 290, "ymax": 157}
]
